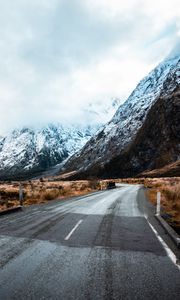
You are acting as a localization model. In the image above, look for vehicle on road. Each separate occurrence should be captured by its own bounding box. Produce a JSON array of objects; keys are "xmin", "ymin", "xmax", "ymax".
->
[{"xmin": 106, "ymin": 181, "xmax": 116, "ymax": 189}]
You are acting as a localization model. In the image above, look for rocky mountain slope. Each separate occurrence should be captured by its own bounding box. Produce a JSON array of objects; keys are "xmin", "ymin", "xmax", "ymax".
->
[
  {"xmin": 63, "ymin": 55, "xmax": 180, "ymax": 179},
  {"xmin": 0, "ymin": 100, "xmax": 120, "ymax": 180}
]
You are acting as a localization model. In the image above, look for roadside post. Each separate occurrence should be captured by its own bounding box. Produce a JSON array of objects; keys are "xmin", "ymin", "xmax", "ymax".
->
[
  {"xmin": 156, "ymin": 191, "xmax": 161, "ymax": 215},
  {"xmin": 19, "ymin": 183, "xmax": 24, "ymax": 206}
]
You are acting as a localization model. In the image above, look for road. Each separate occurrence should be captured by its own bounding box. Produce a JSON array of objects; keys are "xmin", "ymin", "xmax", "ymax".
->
[{"xmin": 0, "ymin": 184, "xmax": 179, "ymax": 300}]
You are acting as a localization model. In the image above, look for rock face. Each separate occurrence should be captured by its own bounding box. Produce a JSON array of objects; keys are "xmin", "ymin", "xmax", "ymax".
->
[
  {"xmin": 0, "ymin": 100, "xmax": 120, "ymax": 180},
  {"xmin": 64, "ymin": 55, "xmax": 180, "ymax": 179}
]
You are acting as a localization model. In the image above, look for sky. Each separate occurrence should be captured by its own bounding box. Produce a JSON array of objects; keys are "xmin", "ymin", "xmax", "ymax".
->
[{"xmin": 0, "ymin": 0, "xmax": 179, "ymax": 135}]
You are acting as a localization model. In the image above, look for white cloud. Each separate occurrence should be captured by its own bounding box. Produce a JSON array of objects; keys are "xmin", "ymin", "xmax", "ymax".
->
[
  {"xmin": 0, "ymin": 0, "xmax": 179, "ymax": 135},
  {"xmin": 48, "ymin": 46, "xmax": 155, "ymax": 106},
  {"xmin": 83, "ymin": 0, "xmax": 180, "ymax": 22}
]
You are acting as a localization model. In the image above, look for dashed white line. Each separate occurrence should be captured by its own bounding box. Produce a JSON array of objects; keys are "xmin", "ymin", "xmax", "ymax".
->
[
  {"xmin": 145, "ymin": 216, "xmax": 180, "ymax": 270},
  {"xmin": 64, "ymin": 219, "xmax": 83, "ymax": 241}
]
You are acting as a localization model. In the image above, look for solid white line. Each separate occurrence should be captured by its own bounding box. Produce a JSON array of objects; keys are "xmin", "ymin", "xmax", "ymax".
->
[
  {"xmin": 64, "ymin": 219, "xmax": 83, "ymax": 241},
  {"xmin": 146, "ymin": 217, "xmax": 180, "ymax": 271}
]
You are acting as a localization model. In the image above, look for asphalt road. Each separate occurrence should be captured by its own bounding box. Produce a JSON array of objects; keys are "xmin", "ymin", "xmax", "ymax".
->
[{"xmin": 0, "ymin": 184, "xmax": 179, "ymax": 300}]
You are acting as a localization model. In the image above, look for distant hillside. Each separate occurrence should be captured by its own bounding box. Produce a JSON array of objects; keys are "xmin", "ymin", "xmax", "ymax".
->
[{"xmin": 138, "ymin": 160, "xmax": 180, "ymax": 178}]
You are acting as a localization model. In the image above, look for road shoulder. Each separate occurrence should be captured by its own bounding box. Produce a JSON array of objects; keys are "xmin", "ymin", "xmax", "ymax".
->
[{"xmin": 137, "ymin": 186, "xmax": 180, "ymax": 264}]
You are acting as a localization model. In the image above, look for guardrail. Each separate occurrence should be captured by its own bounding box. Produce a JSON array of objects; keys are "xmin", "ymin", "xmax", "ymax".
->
[{"xmin": 155, "ymin": 192, "xmax": 180, "ymax": 248}]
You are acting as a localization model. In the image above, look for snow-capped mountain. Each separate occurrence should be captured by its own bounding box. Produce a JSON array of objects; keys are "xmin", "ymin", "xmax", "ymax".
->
[
  {"xmin": 64, "ymin": 55, "xmax": 180, "ymax": 178},
  {"xmin": 0, "ymin": 100, "xmax": 120, "ymax": 180}
]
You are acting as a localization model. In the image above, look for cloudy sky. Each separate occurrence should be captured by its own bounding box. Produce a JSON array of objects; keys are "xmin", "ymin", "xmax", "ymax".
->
[{"xmin": 0, "ymin": 0, "xmax": 179, "ymax": 134}]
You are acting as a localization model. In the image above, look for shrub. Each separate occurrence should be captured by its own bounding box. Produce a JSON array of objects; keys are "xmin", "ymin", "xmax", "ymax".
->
[
  {"xmin": 41, "ymin": 190, "xmax": 60, "ymax": 201},
  {"xmin": 162, "ymin": 183, "xmax": 180, "ymax": 202},
  {"xmin": 88, "ymin": 180, "xmax": 101, "ymax": 190},
  {"xmin": 80, "ymin": 184, "xmax": 88, "ymax": 191},
  {"xmin": 0, "ymin": 189, "xmax": 20, "ymax": 199}
]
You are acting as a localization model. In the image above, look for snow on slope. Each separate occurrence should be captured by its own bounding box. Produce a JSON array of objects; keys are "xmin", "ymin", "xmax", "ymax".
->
[
  {"xmin": 0, "ymin": 124, "xmax": 98, "ymax": 177},
  {"xmin": 65, "ymin": 55, "xmax": 180, "ymax": 172},
  {"xmin": 0, "ymin": 99, "xmax": 120, "ymax": 179}
]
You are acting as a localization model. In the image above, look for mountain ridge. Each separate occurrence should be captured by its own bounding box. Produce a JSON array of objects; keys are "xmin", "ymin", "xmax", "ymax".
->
[{"xmin": 63, "ymin": 55, "xmax": 180, "ymax": 178}]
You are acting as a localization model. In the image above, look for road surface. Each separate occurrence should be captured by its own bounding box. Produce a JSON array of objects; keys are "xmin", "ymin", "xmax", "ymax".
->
[{"xmin": 0, "ymin": 184, "xmax": 179, "ymax": 299}]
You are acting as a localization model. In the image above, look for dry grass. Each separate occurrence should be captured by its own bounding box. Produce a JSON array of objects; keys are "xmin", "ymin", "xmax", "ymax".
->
[
  {"xmin": 160, "ymin": 183, "xmax": 180, "ymax": 229},
  {"xmin": 0, "ymin": 179, "xmax": 102, "ymax": 211}
]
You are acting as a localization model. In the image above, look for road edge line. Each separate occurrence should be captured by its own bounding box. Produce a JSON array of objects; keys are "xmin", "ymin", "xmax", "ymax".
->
[
  {"xmin": 155, "ymin": 214, "xmax": 180, "ymax": 248},
  {"xmin": 146, "ymin": 217, "xmax": 180, "ymax": 270}
]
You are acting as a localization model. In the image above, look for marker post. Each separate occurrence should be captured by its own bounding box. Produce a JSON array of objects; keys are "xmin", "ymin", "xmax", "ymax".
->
[
  {"xmin": 19, "ymin": 183, "xmax": 24, "ymax": 206},
  {"xmin": 156, "ymin": 191, "xmax": 161, "ymax": 215}
]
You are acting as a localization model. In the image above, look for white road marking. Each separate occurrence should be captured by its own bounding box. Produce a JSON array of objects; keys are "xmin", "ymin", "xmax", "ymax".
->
[
  {"xmin": 64, "ymin": 219, "xmax": 83, "ymax": 241},
  {"xmin": 145, "ymin": 217, "xmax": 180, "ymax": 270}
]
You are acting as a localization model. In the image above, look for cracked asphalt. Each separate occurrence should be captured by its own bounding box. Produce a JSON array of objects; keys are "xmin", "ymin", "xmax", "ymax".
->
[{"xmin": 0, "ymin": 184, "xmax": 179, "ymax": 300}]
